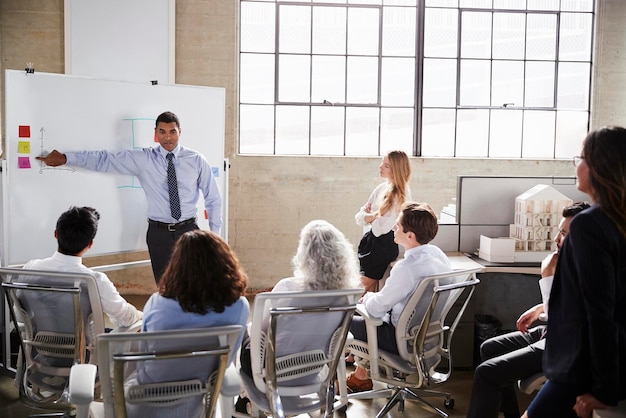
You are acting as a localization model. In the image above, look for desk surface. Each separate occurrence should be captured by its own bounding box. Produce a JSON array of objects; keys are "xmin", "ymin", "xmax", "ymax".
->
[
  {"xmin": 593, "ymin": 400, "xmax": 626, "ymax": 418},
  {"xmin": 446, "ymin": 252, "xmax": 541, "ymax": 275},
  {"xmin": 466, "ymin": 253, "xmax": 541, "ymax": 275},
  {"xmin": 446, "ymin": 252, "xmax": 486, "ymax": 271}
]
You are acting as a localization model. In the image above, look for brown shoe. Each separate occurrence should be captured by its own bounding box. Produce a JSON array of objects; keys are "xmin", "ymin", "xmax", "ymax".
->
[{"xmin": 346, "ymin": 372, "xmax": 373, "ymax": 393}]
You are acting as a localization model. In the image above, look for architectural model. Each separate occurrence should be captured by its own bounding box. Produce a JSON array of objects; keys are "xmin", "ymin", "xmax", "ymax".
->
[{"xmin": 509, "ymin": 184, "xmax": 573, "ymax": 252}]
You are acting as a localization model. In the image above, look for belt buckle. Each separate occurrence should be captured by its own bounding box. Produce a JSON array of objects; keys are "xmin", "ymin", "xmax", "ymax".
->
[{"xmin": 167, "ymin": 223, "xmax": 177, "ymax": 232}]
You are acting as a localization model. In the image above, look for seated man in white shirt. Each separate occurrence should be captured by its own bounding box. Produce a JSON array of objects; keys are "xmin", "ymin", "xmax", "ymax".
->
[
  {"xmin": 466, "ymin": 201, "xmax": 591, "ymax": 418},
  {"xmin": 346, "ymin": 201, "xmax": 453, "ymax": 392},
  {"xmin": 21, "ymin": 206, "xmax": 143, "ymax": 332}
]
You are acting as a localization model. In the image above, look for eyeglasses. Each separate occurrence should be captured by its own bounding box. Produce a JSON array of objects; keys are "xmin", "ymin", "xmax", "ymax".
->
[{"xmin": 573, "ymin": 156, "xmax": 584, "ymax": 167}]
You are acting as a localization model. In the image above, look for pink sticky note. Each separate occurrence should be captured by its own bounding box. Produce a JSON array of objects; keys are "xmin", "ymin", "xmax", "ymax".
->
[
  {"xmin": 19, "ymin": 126, "xmax": 31, "ymax": 138},
  {"xmin": 18, "ymin": 157, "xmax": 31, "ymax": 168}
]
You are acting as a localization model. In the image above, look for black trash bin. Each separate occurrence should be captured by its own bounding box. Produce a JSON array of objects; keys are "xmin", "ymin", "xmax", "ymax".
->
[{"xmin": 473, "ymin": 314, "xmax": 502, "ymax": 367}]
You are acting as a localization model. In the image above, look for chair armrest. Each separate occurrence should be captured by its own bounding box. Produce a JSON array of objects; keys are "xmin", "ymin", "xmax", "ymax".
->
[
  {"xmin": 356, "ymin": 304, "xmax": 384, "ymax": 327},
  {"xmin": 221, "ymin": 364, "xmax": 241, "ymax": 397},
  {"xmin": 354, "ymin": 304, "xmax": 386, "ymax": 382},
  {"xmin": 69, "ymin": 364, "xmax": 97, "ymax": 405},
  {"xmin": 111, "ymin": 319, "xmax": 143, "ymax": 333}
]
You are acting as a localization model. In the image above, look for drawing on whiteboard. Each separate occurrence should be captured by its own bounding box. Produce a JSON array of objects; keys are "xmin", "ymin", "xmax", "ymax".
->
[
  {"xmin": 117, "ymin": 117, "xmax": 154, "ymax": 189},
  {"xmin": 38, "ymin": 127, "xmax": 76, "ymax": 174}
]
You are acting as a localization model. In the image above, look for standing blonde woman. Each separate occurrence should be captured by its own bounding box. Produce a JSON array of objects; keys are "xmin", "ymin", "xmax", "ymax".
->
[{"xmin": 355, "ymin": 150, "xmax": 412, "ymax": 293}]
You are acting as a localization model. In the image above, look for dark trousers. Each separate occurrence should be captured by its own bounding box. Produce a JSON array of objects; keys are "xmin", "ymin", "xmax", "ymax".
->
[
  {"xmin": 349, "ymin": 314, "xmax": 398, "ymax": 354},
  {"xmin": 466, "ymin": 325, "xmax": 546, "ymax": 418},
  {"xmin": 146, "ymin": 221, "xmax": 198, "ymax": 283},
  {"xmin": 527, "ymin": 379, "xmax": 584, "ymax": 418}
]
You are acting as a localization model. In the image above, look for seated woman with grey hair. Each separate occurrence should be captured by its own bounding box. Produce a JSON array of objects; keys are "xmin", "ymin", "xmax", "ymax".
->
[{"xmin": 238, "ymin": 219, "xmax": 360, "ymax": 378}]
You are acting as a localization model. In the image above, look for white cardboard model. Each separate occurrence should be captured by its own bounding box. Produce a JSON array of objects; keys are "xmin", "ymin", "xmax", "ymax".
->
[{"xmin": 509, "ymin": 184, "xmax": 573, "ymax": 252}]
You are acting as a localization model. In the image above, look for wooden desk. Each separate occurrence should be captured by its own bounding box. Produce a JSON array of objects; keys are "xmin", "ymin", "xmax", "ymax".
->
[
  {"xmin": 446, "ymin": 252, "xmax": 486, "ymax": 271},
  {"xmin": 445, "ymin": 253, "xmax": 542, "ymax": 368},
  {"xmin": 466, "ymin": 253, "xmax": 540, "ymax": 275}
]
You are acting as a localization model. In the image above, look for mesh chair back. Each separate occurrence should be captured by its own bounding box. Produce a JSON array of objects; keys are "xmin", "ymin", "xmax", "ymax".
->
[
  {"xmin": 0, "ymin": 267, "xmax": 104, "ymax": 411},
  {"xmin": 96, "ymin": 326, "xmax": 242, "ymax": 418},
  {"xmin": 396, "ymin": 268, "xmax": 482, "ymax": 377},
  {"xmin": 250, "ymin": 289, "xmax": 361, "ymax": 394}
]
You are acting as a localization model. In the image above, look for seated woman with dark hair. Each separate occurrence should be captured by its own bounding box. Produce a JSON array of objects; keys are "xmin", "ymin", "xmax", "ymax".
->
[
  {"xmin": 142, "ymin": 229, "xmax": 249, "ymax": 360},
  {"xmin": 131, "ymin": 230, "xmax": 249, "ymax": 417}
]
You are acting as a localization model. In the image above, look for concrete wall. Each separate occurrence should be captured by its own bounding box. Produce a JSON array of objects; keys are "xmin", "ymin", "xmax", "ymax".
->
[{"xmin": 1, "ymin": 0, "xmax": 624, "ymax": 293}]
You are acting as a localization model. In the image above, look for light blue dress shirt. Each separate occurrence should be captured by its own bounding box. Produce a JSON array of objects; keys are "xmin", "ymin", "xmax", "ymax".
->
[
  {"xmin": 65, "ymin": 145, "xmax": 222, "ymax": 232},
  {"xmin": 141, "ymin": 294, "xmax": 250, "ymax": 369},
  {"xmin": 362, "ymin": 244, "xmax": 453, "ymax": 327}
]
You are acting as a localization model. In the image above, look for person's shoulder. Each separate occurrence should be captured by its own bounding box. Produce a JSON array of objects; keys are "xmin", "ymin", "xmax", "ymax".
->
[
  {"xmin": 409, "ymin": 244, "xmax": 450, "ymax": 266},
  {"xmin": 272, "ymin": 276, "xmax": 303, "ymax": 291},
  {"xmin": 570, "ymin": 205, "xmax": 617, "ymax": 234},
  {"xmin": 235, "ymin": 295, "xmax": 251, "ymax": 315},
  {"xmin": 177, "ymin": 145, "xmax": 200, "ymax": 156},
  {"xmin": 143, "ymin": 292, "xmax": 172, "ymax": 312},
  {"xmin": 22, "ymin": 259, "xmax": 43, "ymax": 269},
  {"xmin": 178, "ymin": 146, "xmax": 210, "ymax": 163}
]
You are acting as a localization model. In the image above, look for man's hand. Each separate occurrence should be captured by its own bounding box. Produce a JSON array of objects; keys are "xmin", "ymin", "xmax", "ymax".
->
[
  {"xmin": 36, "ymin": 150, "xmax": 67, "ymax": 167},
  {"xmin": 573, "ymin": 393, "xmax": 607, "ymax": 418},
  {"xmin": 360, "ymin": 276, "xmax": 379, "ymax": 293},
  {"xmin": 516, "ymin": 304, "xmax": 543, "ymax": 333}
]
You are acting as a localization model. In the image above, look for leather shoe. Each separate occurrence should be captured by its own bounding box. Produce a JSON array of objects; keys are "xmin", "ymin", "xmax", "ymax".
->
[{"xmin": 346, "ymin": 372, "xmax": 373, "ymax": 393}]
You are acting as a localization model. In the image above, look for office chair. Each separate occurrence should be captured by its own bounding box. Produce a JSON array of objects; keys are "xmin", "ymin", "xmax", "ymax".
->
[
  {"xmin": 70, "ymin": 325, "xmax": 243, "ymax": 418},
  {"xmin": 0, "ymin": 267, "xmax": 109, "ymax": 417},
  {"xmin": 235, "ymin": 288, "xmax": 362, "ymax": 418},
  {"xmin": 345, "ymin": 267, "xmax": 482, "ymax": 418}
]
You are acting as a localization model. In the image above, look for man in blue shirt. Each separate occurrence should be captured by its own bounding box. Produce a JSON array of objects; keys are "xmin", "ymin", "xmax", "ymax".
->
[{"xmin": 37, "ymin": 111, "xmax": 222, "ymax": 283}]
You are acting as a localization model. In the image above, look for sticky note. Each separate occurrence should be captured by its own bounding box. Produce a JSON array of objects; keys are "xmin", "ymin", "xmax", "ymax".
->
[
  {"xmin": 212, "ymin": 167, "xmax": 219, "ymax": 177},
  {"xmin": 18, "ymin": 157, "xmax": 31, "ymax": 169},
  {"xmin": 19, "ymin": 125, "xmax": 31, "ymax": 138},
  {"xmin": 18, "ymin": 141, "xmax": 31, "ymax": 154}
]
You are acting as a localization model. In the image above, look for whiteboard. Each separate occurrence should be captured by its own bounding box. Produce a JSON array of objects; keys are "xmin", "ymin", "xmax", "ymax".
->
[{"xmin": 2, "ymin": 70, "xmax": 226, "ymax": 266}]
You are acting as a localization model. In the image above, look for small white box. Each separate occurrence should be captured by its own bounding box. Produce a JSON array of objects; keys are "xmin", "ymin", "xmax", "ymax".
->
[{"xmin": 479, "ymin": 235, "xmax": 515, "ymax": 263}]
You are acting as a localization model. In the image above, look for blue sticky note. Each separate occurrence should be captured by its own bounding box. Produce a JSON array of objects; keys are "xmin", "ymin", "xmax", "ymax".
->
[{"xmin": 212, "ymin": 167, "xmax": 219, "ymax": 177}]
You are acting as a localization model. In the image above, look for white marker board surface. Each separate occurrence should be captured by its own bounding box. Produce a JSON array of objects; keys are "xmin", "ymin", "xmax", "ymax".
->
[{"xmin": 2, "ymin": 70, "xmax": 225, "ymax": 266}]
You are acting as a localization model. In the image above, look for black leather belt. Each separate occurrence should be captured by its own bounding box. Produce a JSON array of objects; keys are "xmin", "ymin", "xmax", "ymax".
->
[{"xmin": 148, "ymin": 217, "xmax": 197, "ymax": 232}]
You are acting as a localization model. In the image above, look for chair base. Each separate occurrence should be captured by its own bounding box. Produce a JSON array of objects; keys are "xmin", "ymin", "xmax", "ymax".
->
[{"xmin": 348, "ymin": 386, "xmax": 454, "ymax": 418}]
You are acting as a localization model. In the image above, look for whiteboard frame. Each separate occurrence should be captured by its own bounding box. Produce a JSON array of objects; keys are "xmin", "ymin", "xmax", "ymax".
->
[
  {"xmin": 2, "ymin": 70, "xmax": 226, "ymax": 267},
  {"xmin": 64, "ymin": 0, "xmax": 175, "ymax": 84}
]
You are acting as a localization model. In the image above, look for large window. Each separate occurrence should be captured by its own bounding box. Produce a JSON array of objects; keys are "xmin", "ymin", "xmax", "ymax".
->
[{"xmin": 239, "ymin": 0, "xmax": 594, "ymax": 158}]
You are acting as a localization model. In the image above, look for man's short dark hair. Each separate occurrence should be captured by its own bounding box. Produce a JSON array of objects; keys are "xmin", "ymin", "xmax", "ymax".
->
[
  {"xmin": 400, "ymin": 202, "xmax": 439, "ymax": 245},
  {"xmin": 562, "ymin": 201, "xmax": 591, "ymax": 218},
  {"xmin": 56, "ymin": 206, "xmax": 100, "ymax": 256},
  {"xmin": 155, "ymin": 111, "xmax": 181, "ymax": 129}
]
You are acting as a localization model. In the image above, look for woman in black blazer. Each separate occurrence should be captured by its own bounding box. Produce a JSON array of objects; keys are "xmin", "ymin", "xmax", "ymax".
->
[{"xmin": 523, "ymin": 126, "xmax": 626, "ymax": 418}]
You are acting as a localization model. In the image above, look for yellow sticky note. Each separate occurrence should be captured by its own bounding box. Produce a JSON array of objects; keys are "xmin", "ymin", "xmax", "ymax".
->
[{"xmin": 18, "ymin": 141, "xmax": 31, "ymax": 154}]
